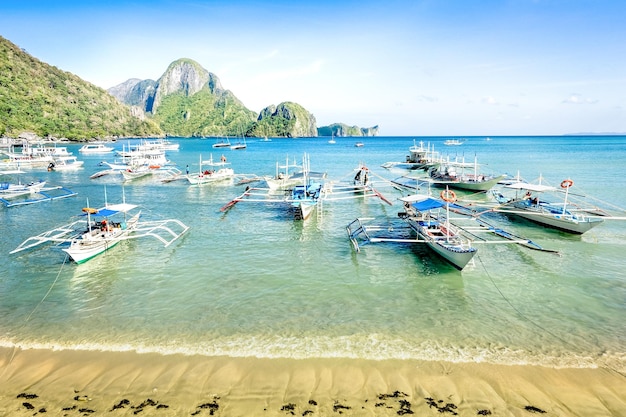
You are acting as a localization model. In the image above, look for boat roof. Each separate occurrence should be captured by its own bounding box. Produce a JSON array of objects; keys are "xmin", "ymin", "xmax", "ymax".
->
[
  {"xmin": 400, "ymin": 194, "xmax": 445, "ymax": 210},
  {"xmin": 504, "ymin": 182, "xmax": 556, "ymax": 192},
  {"xmin": 81, "ymin": 203, "xmax": 138, "ymax": 217}
]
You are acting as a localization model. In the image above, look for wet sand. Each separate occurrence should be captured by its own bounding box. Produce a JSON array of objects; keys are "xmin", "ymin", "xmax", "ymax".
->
[{"xmin": 0, "ymin": 346, "xmax": 624, "ymax": 416}]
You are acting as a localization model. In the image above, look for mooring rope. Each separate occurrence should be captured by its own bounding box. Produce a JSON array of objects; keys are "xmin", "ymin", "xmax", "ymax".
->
[
  {"xmin": 1, "ymin": 254, "xmax": 70, "ymax": 373},
  {"xmin": 476, "ymin": 254, "xmax": 625, "ymax": 378}
]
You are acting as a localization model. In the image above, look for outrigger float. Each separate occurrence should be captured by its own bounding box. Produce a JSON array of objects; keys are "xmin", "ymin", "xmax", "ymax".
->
[
  {"xmin": 10, "ymin": 189, "xmax": 189, "ymax": 264},
  {"xmin": 347, "ymin": 189, "xmax": 558, "ymax": 270}
]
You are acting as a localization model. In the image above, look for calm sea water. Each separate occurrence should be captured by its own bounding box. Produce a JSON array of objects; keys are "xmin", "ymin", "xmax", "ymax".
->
[{"xmin": 1, "ymin": 136, "xmax": 625, "ymax": 372}]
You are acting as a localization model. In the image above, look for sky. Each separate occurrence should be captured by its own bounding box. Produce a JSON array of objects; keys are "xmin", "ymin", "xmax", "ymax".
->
[{"xmin": 1, "ymin": 0, "xmax": 625, "ymax": 136}]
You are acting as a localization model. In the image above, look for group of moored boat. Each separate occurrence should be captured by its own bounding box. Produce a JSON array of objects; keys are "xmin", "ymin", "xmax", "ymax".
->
[{"xmin": 6, "ymin": 137, "xmax": 626, "ymax": 270}]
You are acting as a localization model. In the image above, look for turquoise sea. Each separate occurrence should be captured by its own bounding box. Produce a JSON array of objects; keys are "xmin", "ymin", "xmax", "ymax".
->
[{"xmin": 1, "ymin": 135, "xmax": 625, "ymax": 373}]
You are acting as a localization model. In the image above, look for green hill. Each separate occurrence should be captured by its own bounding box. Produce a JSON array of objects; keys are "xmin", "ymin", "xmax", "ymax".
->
[{"xmin": 0, "ymin": 36, "xmax": 161, "ymax": 140}]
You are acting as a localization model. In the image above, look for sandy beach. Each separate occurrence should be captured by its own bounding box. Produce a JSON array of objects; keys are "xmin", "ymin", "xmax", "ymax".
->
[{"xmin": 0, "ymin": 347, "xmax": 624, "ymax": 416}]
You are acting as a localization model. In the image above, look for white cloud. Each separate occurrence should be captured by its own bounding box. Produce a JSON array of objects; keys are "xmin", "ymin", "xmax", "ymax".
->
[
  {"xmin": 481, "ymin": 96, "xmax": 499, "ymax": 105},
  {"xmin": 562, "ymin": 93, "xmax": 598, "ymax": 104}
]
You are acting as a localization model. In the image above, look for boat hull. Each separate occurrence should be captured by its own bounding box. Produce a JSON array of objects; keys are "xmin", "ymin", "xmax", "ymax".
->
[
  {"xmin": 186, "ymin": 168, "xmax": 234, "ymax": 185},
  {"xmin": 407, "ymin": 218, "xmax": 477, "ymax": 270},
  {"xmin": 63, "ymin": 213, "xmax": 140, "ymax": 263},
  {"xmin": 503, "ymin": 207, "xmax": 604, "ymax": 234},
  {"xmin": 430, "ymin": 175, "xmax": 506, "ymax": 192}
]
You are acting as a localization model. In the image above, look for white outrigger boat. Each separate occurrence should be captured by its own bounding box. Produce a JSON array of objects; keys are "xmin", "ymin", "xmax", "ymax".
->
[
  {"xmin": 10, "ymin": 192, "xmax": 189, "ymax": 264},
  {"xmin": 347, "ymin": 189, "xmax": 557, "ymax": 270},
  {"xmin": 381, "ymin": 140, "xmax": 442, "ymax": 171},
  {"xmin": 489, "ymin": 177, "xmax": 607, "ymax": 234},
  {"xmin": 262, "ymin": 156, "xmax": 327, "ymax": 191},
  {"xmin": 186, "ymin": 154, "xmax": 235, "ymax": 185},
  {"xmin": 221, "ymin": 158, "xmax": 393, "ymax": 221},
  {"xmin": 0, "ymin": 170, "xmax": 77, "ymax": 207},
  {"xmin": 426, "ymin": 155, "xmax": 505, "ymax": 192}
]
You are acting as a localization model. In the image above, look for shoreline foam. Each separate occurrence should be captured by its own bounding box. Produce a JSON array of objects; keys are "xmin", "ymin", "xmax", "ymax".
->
[{"xmin": 1, "ymin": 346, "xmax": 624, "ymax": 416}]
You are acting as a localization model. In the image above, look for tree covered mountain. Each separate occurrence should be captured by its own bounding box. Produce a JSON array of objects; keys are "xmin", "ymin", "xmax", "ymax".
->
[
  {"xmin": 109, "ymin": 58, "xmax": 320, "ymax": 138},
  {"xmin": 0, "ymin": 36, "xmax": 161, "ymax": 140},
  {"xmin": 0, "ymin": 35, "xmax": 377, "ymax": 140}
]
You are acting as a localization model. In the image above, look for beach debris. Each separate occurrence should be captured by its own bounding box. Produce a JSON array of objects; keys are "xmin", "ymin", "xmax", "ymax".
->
[
  {"xmin": 375, "ymin": 392, "xmax": 413, "ymax": 415},
  {"xmin": 111, "ymin": 399, "xmax": 131, "ymax": 411},
  {"xmin": 477, "ymin": 410, "xmax": 492, "ymax": 415},
  {"xmin": 332, "ymin": 400, "xmax": 351, "ymax": 413},
  {"xmin": 425, "ymin": 397, "xmax": 458, "ymax": 415},
  {"xmin": 378, "ymin": 391, "xmax": 409, "ymax": 400},
  {"xmin": 281, "ymin": 403, "xmax": 296, "ymax": 415},
  {"xmin": 74, "ymin": 394, "xmax": 92, "ymax": 401},
  {"xmin": 524, "ymin": 405, "xmax": 547, "ymax": 413},
  {"xmin": 308, "ymin": 400, "xmax": 317, "ymax": 406},
  {"xmin": 191, "ymin": 397, "xmax": 220, "ymax": 415},
  {"xmin": 21, "ymin": 402, "xmax": 35, "ymax": 410},
  {"xmin": 397, "ymin": 399, "xmax": 414, "ymax": 415},
  {"xmin": 78, "ymin": 408, "xmax": 95, "ymax": 414},
  {"xmin": 17, "ymin": 392, "xmax": 39, "ymax": 400}
]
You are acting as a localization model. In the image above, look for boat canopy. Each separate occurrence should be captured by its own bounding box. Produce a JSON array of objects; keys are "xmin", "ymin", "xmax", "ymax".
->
[
  {"xmin": 504, "ymin": 182, "xmax": 556, "ymax": 192},
  {"xmin": 81, "ymin": 203, "xmax": 138, "ymax": 217},
  {"xmin": 400, "ymin": 195, "xmax": 445, "ymax": 210},
  {"xmin": 412, "ymin": 198, "xmax": 445, "ymax": 211}
]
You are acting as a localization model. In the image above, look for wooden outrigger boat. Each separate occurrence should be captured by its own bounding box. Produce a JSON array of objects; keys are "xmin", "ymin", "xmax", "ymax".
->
[{"xmin": 10, "ymin": 190, "xmax": 189, "ymax": 263}]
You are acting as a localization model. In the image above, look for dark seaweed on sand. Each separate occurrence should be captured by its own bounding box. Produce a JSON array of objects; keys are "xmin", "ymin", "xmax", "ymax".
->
[
  {"xmin": 333, "ymin": 401, "xmax": 351, "ymax": 413},
  {"xmin": 524, "ymin": 405, "xmax": 547, "ymax": 413},
  {"xmin": 425, "ymin": 397, "xmax": 458, "ymax": 415}
]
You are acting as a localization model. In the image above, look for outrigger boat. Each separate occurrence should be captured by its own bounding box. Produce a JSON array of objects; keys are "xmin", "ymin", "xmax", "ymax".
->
[
  {"xmin": 263, "ymin": 156, "xmax": 326, "ymax": 191},
  {"xmin": 10, "ymin": 191, "xmax": 189, "ymax": 263},
  {"xmin": 221, "ymin": 158, "xmax": 393, "ymax": 221},
  {"xmin": 186, "ymin": 154, "xmax": 235, "ymax": 185},
  {"xmin": 426, "ymin": 155, "xmax": 505, "ymax": 192},
  {"xmin": 381, "ymin": 140, "xmax": 442, "ymax": 171},
  {"xmin": 488, "ymin": 177, "xmax": 608, "ymax": 234},
  {"xmin": 347, "ymin": 189, "xmax": 557, "ymax": 270},
  {"xmin": 0, "ymin": 170, "xmax": 76, "ymax": 207}
]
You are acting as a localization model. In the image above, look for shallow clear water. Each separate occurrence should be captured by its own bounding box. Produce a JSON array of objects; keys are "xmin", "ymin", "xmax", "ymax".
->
[{"xmin": 1, "ymin": 136, "xmax": 625, "ymax": 372}]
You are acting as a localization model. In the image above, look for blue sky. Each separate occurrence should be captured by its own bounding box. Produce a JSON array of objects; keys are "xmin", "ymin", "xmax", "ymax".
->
[{"xmin": 1, "ymin": 0, "xmax": 625, "ymax": 136}]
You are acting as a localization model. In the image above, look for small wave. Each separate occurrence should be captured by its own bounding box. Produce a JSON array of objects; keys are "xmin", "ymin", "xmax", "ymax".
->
[{"xmin": 1, "ymin": 334, "xmax": 623, "ymax": 373}]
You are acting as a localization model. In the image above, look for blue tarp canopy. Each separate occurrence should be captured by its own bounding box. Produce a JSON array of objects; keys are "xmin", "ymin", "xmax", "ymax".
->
[
  {"xmin": 411, "ymin": 197, "xmax": 444, "ymax": 211},
  {"xmin": 81, "ymin": 208, "xmax": 118, "ymax": 217}
]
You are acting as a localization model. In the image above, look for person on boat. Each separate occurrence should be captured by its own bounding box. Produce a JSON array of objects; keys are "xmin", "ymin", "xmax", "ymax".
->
[
  {"xmin": 101, "ymin": 219, "xmax": 108, "ymax": 232},
  {"xmin": 220, "ymin": 155, "xmax": 227, "ymax": 163},
  {"xmin": 186, "ymin": 165, "xmax": 189, "ymax": 175},
  {"xmin": 523, "ymin": 191, "xmax": 532, "ymax": 200}
]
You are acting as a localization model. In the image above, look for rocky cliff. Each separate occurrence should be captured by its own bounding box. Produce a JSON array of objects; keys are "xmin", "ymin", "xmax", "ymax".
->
[
  {"xmin": 252, "ymin": 102, "xmax": 317, "ymax": 137},
  {"xmin": 317, "ymin": 123, "xmax": 379, "ymax": 137},
  {"xmin": 109, "ymin": 58, "xmax": 377, "ymax": 138},
  {"xmin": 110, "ymin": 58, "xmax": 256, "ymax": 137}
]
